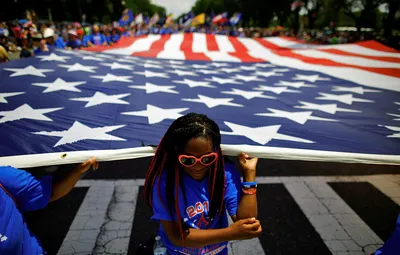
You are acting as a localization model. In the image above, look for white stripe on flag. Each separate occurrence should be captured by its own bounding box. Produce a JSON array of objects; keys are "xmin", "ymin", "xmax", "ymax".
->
[
  {"xmin": 192, "ymin": 33, "xmax": 208, "ymax": 53},
  {"xmin": 157, "ymin": 34, "xmax": 186, "ymax": 59},
  {"xmin": 104, "ymin": 35, "xmax": 161, "ymax": 55},
  {"xmin": 246, "ymin": 40, "xmax": 400, "ymax": 92},
  {"xmin": 293, "ymin": 49, "xmax": 400, "ymax": 68},
  {"xmin": 318, "ymin": 44, "xmax": 400, "ymax": 58},
  {"xmin": 262, "ymin": 37, "xmax": 302, "ymax": 48},
  {"xmin": 203, "ymin": 52, "xmax": 241, "ymax": 62},
  {"xmin": 238, "ymin": 37, "xmax": 270, "ymax": 52},
  {"xmin": 215, "ymin": 35, "xmax": 235, "ymax": 52}
]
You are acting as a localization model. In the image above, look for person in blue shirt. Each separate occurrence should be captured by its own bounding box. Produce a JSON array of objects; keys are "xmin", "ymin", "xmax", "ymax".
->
[
  {"xmin": 0, "ymin": 157, "xmax": 99, "ymax": 255},
  {"xmin": 66, "ymin": 30, "xmax": 82, "ymax": 50},
  {"xmin": 43, "ymin": 28, "xmax": 66, "ymax": 49},
  {"xmin": 144, "ymin": 113, "xmax": 261, "ymax": 255},
  {"xmin": 108, "ymin": 28, "xmax": 120, "ymax": 45},
  {"xmin": 372, "ymin": 213, "xmax": 400, "ymax": 255},
  {"xmin": 87, "ymin": 25, "xmax": 108, "ymax": 47}
]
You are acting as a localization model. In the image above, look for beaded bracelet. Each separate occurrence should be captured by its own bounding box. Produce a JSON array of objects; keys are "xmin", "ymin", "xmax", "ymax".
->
[{"xmin": 242, "ymin": 187, "xmax": 257, "ymax": 195}]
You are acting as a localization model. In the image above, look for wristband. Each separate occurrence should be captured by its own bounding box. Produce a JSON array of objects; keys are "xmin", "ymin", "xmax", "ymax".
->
[
  {"xmin": 242, "ymin": 184, "xmax": 257, "ymax": 189},
  {"xmin": 242, "ymin": 181, "xmax": 257, "ymax": 186},
  {"xmin": 242, "ymin": 187, "xmax": 257, "ymax": 195}
]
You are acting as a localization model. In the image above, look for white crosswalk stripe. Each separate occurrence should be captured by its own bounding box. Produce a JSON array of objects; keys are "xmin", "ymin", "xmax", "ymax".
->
[{"xmin": 56, "ymin": 175, "xmax": 400, "ymax": 255}]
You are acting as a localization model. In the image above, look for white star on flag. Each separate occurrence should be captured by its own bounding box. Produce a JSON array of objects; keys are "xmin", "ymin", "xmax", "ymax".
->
[
  {"xmin": 331, "ymin": 86, "xmax": 381, "ymax": 94},
  {"xmin": 197, "ymin": 70, "xmax": 219, "ymax": 75},
  {"xmin": 169, "ymin": 60, "xmax": 184, "ymax": 65},
  {"xmin": 254, "ymin": 85, "xmax": 301, "ymax": 94},
  {"xmin": 272, "ymin": 68, "xmax": 291, "ymax": 72},
  {"xmin": 387, "ymin": 113, "xmax": 400, "ymax": 121},
  {"xmin": 145, "ymin": 59, "xmax": 161, "ymax": 65},
  {"xmin": 182, "ymin": 95, "xmax": 244, "ymax": 108},
  {"xmin": 168, "ymin": 70, "xmax": 198, "ymax": 76},
  {"xmin": 255, "ymin": 108, "xmax": 337, "ymax": 124},
  {"xmin": 56, "ymin": 49, "xmax": 81, "ymax": 55},
  {"xmin": 219, "ymin": 68, "xmax": 242, "ymax": 73},
  {"xmin": 275, "ymin": 81, "xmax": 316, "ymax": 88},
  {"xmin": 129, "ymin": 83, "xmax": 179, "ymax": 94},
  {"xmin": 134, "ymin": 70, "xmax": 170, "ymax": 78},
  {"xmin": 234, "ymin": 74, "xmax": 264, "ymax": 82},
  {"xmin": 210, "ymin": 63, "xmax": 230, "ymax": 67},
  {"xmin": 32, "ymin": 78, "xmax": 87, "ymax": 93},
  {"xmin": 240, "ymin": 66, "xmax": 258, "ymax": 71},
  {"xmin": 0, "ymin": 92, "xmax": 25, "ymax": 103},
  {"xmin": 192, "ymin": 64, "xmax": 210, "ymax": 69},
  {"xmin": 59, "ymin": 63, "xmax": 98, "ymax": 73},
  {"xmin": 254, "ymin": 71, "xmax": 283, "ymax": 78},
  {"xmin": 34, "ymin": 121, "xmax": 126, "ymax": 147},
  {"xmin": 37, "ymin": 53, "xmax": 71, "ymax": 62},
  {"xmin": 97, "ymin": 54, "xmax": 116, "ymax": 59},
  {"xmin": 117, "ymin": 58, "xmax": 138, "ymax": 64},
  {"xmin": 101, "ymin": 62, "xmax": 134, "ymax": 70},
  {"xmin": 70, "ymin": 92, "xmax": 131, "ymax": 107},
  {"xmin": 293, "ymin": 74, "xmax": 331, "ymax": 82},
  {"xmin": 173, "ymin": 79, "xmax": 216, "ymax": 88},
  {"xmin": 221, "ymin": 89, "xmax": 276, "ymax": 100},
  {"xmin": 254, "ymin": 63, "xmax": 275, "ymax": 68},
  {"xmin": 396, "ymin": 102, "xmax": 400, "ymax": 110},
  {"xmin": 81, "ymin": 56, "xmax": 105, "ymax": 61},
  {"xmin": 315, "ymin": 93, "xmax": 374, "ymax": 105},
  {"xmin": 122, "ymin": 104, "xmax": 188, "ymax": 124},
  {"xmin": 144, "ymin": 63, "xmax": 163, "ymax": 69},
  {"xmin": 170, "ymin": 65, "xmax": 190, "ymax": 70},
  {"xmin": 0, "ymin": 104, "xmax": 63, "ymax": 124},
  {"xmin": 294, "ymin": 101, "xmax": 361, "ymax": 114},
  {"xmin": 4, "ymin": 65, "xmax": 54, "ymax": 77},
  {"xmin": 379, "ymin": 125, "xmax": 400, "ymax": 138},
  {"xmin": 220, "ymin": 122, "xmax": 314, "ymax": 145},
  {"xmin": 206, "ymin": 77, "xmax": 241, "ymax": 85},
  {"xmin": 91, "ymin": 73, "xmax": 133, "ymax": 83}
]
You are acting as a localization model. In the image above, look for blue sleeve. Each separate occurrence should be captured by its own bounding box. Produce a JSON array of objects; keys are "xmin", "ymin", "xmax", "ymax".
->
[
  {"xmin": 150, "ymin": 171, "xmax": 176, "ymax": 222},
  {"xmin": 55, "ymin": 37, "xmax": 66, "ymax": 48},
  {"xmin": 82, "ymin": 36, "xmax": 89, "ymax": 47},
  {"xmin": 375, "ymin": 213, "xmax": 400, "ymax": 255},
  {"xmin": 102, "ymin": 35, "xmax": 108, "ymax": 44},
  {"xmin": 107, "ymin": 35, "xmax": 112, "ymax": 44},
  {"xmin": 0, "ymin": 166, "xmax": 52, "ymax": 212},
  {"xmin": 224, "ymin": 163, "xmax": 242, "ymax": 217}
]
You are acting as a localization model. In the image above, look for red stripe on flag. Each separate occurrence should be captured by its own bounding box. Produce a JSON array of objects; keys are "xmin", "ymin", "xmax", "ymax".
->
[
  {"xmin": 273, "ymin": 49, "xmax": 400, "ymax": 78},
  {"xmin": 356, "ymin": 40, "xmax": 400, "ymax": 53},
  {"xmin": 319, "ymin": 49, "xmax": 400, "ymax": 64},
  {"xmin": 206, "ymin": 34, "xmax": 219, "ymax": 51},
  {"xmin": 181, "ymin": 33, "xmax": 211, "ymax": 61},
  {"xmin": 228, "ymin": 36, "xmax": 265, "ymax": 62},
  {"xmin": 255, "ymin": 38, "xmax": 287, "ymax": 50},
  {"xmin": 83, "ymin": 36, "xmax": 142, "ymax": 52},
  {"xmin": 133, "ymin": 35, "xmax": 171, "ymax": 57}
]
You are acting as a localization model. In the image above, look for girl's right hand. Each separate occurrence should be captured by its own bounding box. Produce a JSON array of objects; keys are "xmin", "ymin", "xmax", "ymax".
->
[{"xmin": 228, "ymin": 217, "xmax": 262, "ymax": 240}]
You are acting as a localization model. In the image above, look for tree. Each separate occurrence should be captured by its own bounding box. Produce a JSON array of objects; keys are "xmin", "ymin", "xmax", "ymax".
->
[{"xmin": 384, "ymin": 0, "xmax": 400, "ymax": 36}]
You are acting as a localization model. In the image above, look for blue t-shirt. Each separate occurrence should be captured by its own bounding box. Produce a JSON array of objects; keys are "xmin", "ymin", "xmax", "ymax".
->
[
  {"xmin": 88, "ymin": 33, "xmax": 107, "ymax": 45},
  {"xmin": 66, "ymin": 39, "xmax": 82, "ymax": 49},
  {"xmin": 374, "ymin": 213, "xmax": 400, "ymax": 255},
  {"xmin": 151, "ymin": 163, "xmax": 241, "ymax": 255},
  {"xmin": 0, "ymin": 166, "xmax": 52, "ymax": 255},
  {"xmin": 108, "ymin": 34, "xmax": 120, "ymax": 44}
]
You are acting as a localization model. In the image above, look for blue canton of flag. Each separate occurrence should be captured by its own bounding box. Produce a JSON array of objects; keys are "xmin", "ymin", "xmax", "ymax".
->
[{"xmin": 0, "ymin": 49, "xmax": 399, "ymax": 167}]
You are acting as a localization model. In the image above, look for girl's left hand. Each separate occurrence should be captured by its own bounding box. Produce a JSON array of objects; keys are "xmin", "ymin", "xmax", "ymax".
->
[{"xmin": 237, "ymin": 152, "xmax": 258, "ymax": 176}]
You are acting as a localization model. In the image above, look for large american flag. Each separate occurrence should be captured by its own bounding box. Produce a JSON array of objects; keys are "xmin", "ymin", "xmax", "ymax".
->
[{"xmin": 0, "ymin": 34, "xmax": 399, "ymax": 168}]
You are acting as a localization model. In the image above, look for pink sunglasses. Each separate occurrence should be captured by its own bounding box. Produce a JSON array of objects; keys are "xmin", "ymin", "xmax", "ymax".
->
[{"xmin": 178, "ymin": 152, "xmax": 218, "ymax": 167}]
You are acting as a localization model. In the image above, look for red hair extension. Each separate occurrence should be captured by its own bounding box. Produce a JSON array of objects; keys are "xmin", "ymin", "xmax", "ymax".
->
[
  {"xmin": 219, "ymin": 148, "xmax": 226, "ymax": 215},
  {"xmin": 174, "ymin": 165, "xmax": 185, "ymax": 241}
]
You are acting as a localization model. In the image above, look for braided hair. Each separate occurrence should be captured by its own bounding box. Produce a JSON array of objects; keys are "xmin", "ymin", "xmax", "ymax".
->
[{"xmin": 144, "ymin": 113, "xmax": 226, "ymax": 240}]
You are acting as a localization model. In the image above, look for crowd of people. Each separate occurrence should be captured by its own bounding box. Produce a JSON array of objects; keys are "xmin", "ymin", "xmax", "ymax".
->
[{"xmin": 1, "ymin": 19, "xmax": 396, "ymax": 63}]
